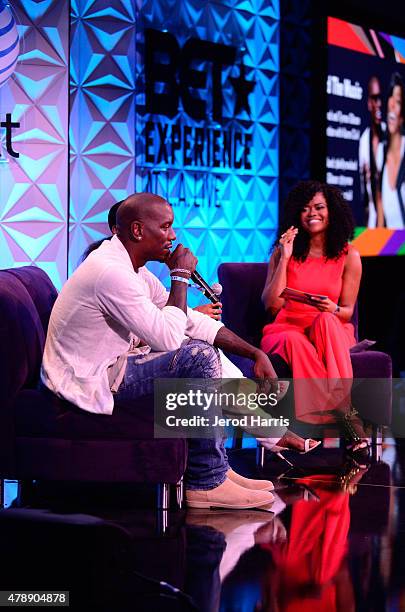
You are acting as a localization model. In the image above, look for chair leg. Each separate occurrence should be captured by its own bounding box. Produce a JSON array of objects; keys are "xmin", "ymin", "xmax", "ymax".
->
[
  {"xmin": 231, "ymin": 427, "xmax": 243, "ymax": 450},
  {"xmin": 256, "ymin": 444, "xmax": 265, "ymax": 468},
  {"xmin": 157, "ymin": 483, "xmax": 170, "ymax": 510},
  {"xmin": 372, "ymin": 424, "xmax": 383, "ymax": 446},
  {"xmin": 16, "ymin": 480, "xmax": 35, "ymax": 507},
  {"xmin": 371, "ymin": 425, "xmax": 383, "ymax": 461},
  {"xmin": 175, "ymin": 477, "xmax": 184, "ymax": 509},
  {"xmin": 156, "ymin": 483, "xmax": 170, "ymax": 535},
  {"xmin": 156, "ymin": 508, "xmax": 169, "ymax": 535}
]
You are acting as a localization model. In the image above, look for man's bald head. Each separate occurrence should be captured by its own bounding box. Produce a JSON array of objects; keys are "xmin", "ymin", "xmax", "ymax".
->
[
  {"xmin": 116, "ymin": 192, "xmax": 169, "ymax": 239},
  {"xmin": 114, "ymin": 192, "xmax": 176, "ymax": 268}
]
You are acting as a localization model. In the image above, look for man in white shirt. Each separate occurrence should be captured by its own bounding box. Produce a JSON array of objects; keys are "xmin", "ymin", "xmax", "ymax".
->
[{"xmin": 41, "ymin": 193, "xmax": 281, "ymax": 509}]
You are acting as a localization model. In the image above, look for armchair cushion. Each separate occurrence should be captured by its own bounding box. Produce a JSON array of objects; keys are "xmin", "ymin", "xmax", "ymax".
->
[
  {"xmin": 5, "ymin": 267, "xmax": 57, "ymax": 335},
  {"xmin": 0, "ymin": 266, "xmax": 188, "ymax": 485},
  {"xmin": 14, "ymin": 388, "xmax": 157, "ymax": 441}
]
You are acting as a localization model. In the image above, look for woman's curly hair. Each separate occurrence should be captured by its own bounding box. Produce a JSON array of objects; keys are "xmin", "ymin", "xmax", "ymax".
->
[{"xmin": 275, "ymin": 180, "xmax": 355, "ymax": 261}]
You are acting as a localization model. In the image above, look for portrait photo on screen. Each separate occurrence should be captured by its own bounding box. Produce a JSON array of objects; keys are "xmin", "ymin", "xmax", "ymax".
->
[{"xmin": 327, "ymin": 16, "xmax": 405, "ymax": 256}]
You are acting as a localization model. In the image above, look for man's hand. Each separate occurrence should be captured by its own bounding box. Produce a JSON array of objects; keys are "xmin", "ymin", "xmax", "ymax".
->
[
  {"xmin": 165, "ymin": 244, "xmax": 197, "ymax": 275},
  {"xmin": 194, "ymin": 302, "xmax": 222, "ymax": 320},
  {"xmin": 252, "ymin": 349, "xmax": 277, "ymax": 380},
  {"xmin": 252, "ymin": 350, "xmax": 280, "ymax": 395},
  {"xmin": 214, "ymin": 328, "xmax": 279, "ymax": 385}
]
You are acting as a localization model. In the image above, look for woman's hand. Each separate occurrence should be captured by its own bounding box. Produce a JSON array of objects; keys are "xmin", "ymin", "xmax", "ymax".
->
[
  {"xmin": 309, "ymin": 295, "xmax": 338, "ymax": 313},
  {"xmin": 193, "ymin": 302, "xmax": 222, "ymax": 320},
  {"xmin": 278, "ymin": 226, "xmax": 298, "ymax": 260}
]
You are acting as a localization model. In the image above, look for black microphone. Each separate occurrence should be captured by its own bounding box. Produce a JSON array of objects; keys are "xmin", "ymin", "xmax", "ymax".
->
[{"xmin": 191, "ymin": 270, "xmax": 221, "ymax": 304}]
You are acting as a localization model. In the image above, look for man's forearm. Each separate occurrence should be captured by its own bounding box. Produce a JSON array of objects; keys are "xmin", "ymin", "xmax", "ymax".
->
[
  {"xmin": 165, "ymin": 279, "xmax": 188, "ymax": 314},
  {"xmin": 213, "ymin": 326, "xmax": 260, "ymax": 360}
]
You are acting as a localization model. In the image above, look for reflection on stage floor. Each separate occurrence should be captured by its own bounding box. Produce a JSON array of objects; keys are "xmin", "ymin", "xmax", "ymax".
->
[{"xmin": 1, "ymin": 438, "xmax": 404, "ymax": 611}]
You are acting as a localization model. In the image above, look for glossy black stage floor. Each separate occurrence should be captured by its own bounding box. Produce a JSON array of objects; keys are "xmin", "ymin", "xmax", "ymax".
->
[{"xmin": 1, "ymin": 439, "xmax": 404, "ymax": 611}]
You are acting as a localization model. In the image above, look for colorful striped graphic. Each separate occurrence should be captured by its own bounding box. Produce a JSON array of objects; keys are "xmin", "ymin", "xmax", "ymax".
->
[
  {"xmin": 352, "ymin": 228, "xmax": 405, "ymax": 255},
  {"xmin": 328, "ymin": 16, "xmax": 405, "ymax": 63}
]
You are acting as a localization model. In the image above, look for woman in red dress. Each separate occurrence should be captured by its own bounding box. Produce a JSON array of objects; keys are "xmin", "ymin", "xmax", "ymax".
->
[{"xmin": 261, "ymin": 180, "xmax": 367, "ymax": 453}]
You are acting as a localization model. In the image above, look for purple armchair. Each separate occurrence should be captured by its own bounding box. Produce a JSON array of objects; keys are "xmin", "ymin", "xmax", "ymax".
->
[
  {"xmin": 218, "ymin": 263, "xmax": 392, "ymax": 437},
  {"xmin": 0, "ymin": 266, "xmax": 186, "ymax": 517}
]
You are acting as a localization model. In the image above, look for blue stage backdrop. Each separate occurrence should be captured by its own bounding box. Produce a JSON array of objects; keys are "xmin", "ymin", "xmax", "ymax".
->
[
  {"xmin": 1, "ymin": 0, "xmax": 279, "ymax": 294},
  {"xmin": 69, "ymin": 0, "xmax": 136, "ymax": 275},
  {"xmin": 136, "ymin": 0, "xmax": 280, "ymax": 291}
]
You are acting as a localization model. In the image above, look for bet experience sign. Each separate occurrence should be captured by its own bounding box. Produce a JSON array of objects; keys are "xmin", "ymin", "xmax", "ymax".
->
[{"xmin": 143, "ymin": 29, "xmax": 255, "ymax": 171}]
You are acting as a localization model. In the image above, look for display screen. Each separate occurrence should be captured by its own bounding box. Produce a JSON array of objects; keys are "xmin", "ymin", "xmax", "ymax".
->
[{"xmin": 327, "ymin": 16, "xmax": 405, "ymax": 255}]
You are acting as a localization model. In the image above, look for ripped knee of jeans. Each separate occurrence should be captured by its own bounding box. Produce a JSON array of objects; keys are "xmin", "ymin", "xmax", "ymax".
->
[
  {"xmin": 191, "ymin": 346, "xmax": 213, "ymax": 358},
  {"xmin": 171, "ymin": 340, "xmax": 222, "ymax": 378}
]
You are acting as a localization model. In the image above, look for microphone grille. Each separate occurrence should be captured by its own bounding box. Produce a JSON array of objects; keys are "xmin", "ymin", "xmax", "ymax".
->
[{"xmin": 211, "ymin": 282, "xmax": 223, "ymax": 296}]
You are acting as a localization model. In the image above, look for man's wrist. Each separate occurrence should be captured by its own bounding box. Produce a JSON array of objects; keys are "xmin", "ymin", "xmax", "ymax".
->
[
  {"xmin": 170, "ymin": 268, "xmax": 192, "ymax": 278},
  {"xmin": 171, "ymin": 275, "xmax": 189, "ymax": 284},
  {"xmin": 250, "ymin": 347, "xmax": 264, "ymax": 360},
  {"xmin": 170, "ymin": 273, "xmax": 190, "ymax": 280}
]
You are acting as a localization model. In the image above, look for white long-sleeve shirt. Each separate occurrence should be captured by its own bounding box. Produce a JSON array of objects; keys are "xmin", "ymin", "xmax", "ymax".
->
[{"xmin": 41, "ymin": 235, "xmax": 224, "ymax": 414}]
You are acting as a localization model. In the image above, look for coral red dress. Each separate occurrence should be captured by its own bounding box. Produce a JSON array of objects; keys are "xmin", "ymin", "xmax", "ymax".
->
[{"xmin": 261, "ymin": 252, "xmax": 357, "ymax": 423}]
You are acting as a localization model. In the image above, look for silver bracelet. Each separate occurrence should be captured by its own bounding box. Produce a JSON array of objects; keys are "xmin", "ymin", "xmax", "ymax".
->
[
  {"xmin": 170, "ymin": 268, "xmax": 191, "ymax": 276},
  {"xmin": 171, "ymin": 275, "xmax": 189, "ymax": 284}
]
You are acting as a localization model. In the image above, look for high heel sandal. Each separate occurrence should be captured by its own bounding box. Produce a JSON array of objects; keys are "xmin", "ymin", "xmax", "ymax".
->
[
  {"xmin": 340, "ymin": 406, "xmax": 370, "ymax": 460},
  {"xmin": 257, "ymin": 434, "xmax": 321, "ymax": 468},
  {"xmin": 339, "ymin": 458, "xmax": 369, "ymax": 493}
]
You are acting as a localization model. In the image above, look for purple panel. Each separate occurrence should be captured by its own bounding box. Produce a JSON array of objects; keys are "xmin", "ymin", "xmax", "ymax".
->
[{"xmin": 380, "ymin": 229, "xmax": 405, "ymax": 255}]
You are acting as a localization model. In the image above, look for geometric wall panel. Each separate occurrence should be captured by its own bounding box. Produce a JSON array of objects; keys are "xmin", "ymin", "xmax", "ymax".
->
[
  {"xmin": 0, "ymin": 0, "xmax": 69, "ymax": 289},
  {"xmin": 136, "ymin": 0, "xmax": 280, "ymax": 294},
  {"xmin": 2, "ymin": 0, "xmax": 280, "ymax": 299},
  {"xmin": 69, "ymin": 0, "xmax": 136, "ymax": 273}
]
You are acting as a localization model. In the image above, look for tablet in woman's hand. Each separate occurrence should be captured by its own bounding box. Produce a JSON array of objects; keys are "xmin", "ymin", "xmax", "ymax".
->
[{"xmin": 279, "ymin": 287, "xmax": 328, "ymax": 305}]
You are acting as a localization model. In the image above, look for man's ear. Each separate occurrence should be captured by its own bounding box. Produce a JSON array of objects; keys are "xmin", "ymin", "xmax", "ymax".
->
[{"xmin": 131, "ymin": 220, "xmax": 143, "ymax": 242}]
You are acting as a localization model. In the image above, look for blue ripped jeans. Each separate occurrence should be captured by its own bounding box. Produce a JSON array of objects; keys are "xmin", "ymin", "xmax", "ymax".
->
[{"xmin": 114, "ymin": 339, "xmax": 229, "ymax": 490}]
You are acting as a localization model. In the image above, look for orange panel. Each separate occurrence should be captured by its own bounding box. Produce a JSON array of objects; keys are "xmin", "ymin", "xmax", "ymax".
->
[{"xmin": 351, "ymin": 228, "xmax": 394, "ymax": 255}]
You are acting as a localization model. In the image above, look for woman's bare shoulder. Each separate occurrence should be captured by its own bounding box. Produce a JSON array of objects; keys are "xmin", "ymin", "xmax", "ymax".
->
[
  {"xmin": 344, "ymin": 244, "xmax": 362, "ymax": 271},
  {"xmin": 346, "ymin": 244, "xmax": 361, "ymax": 260}
]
